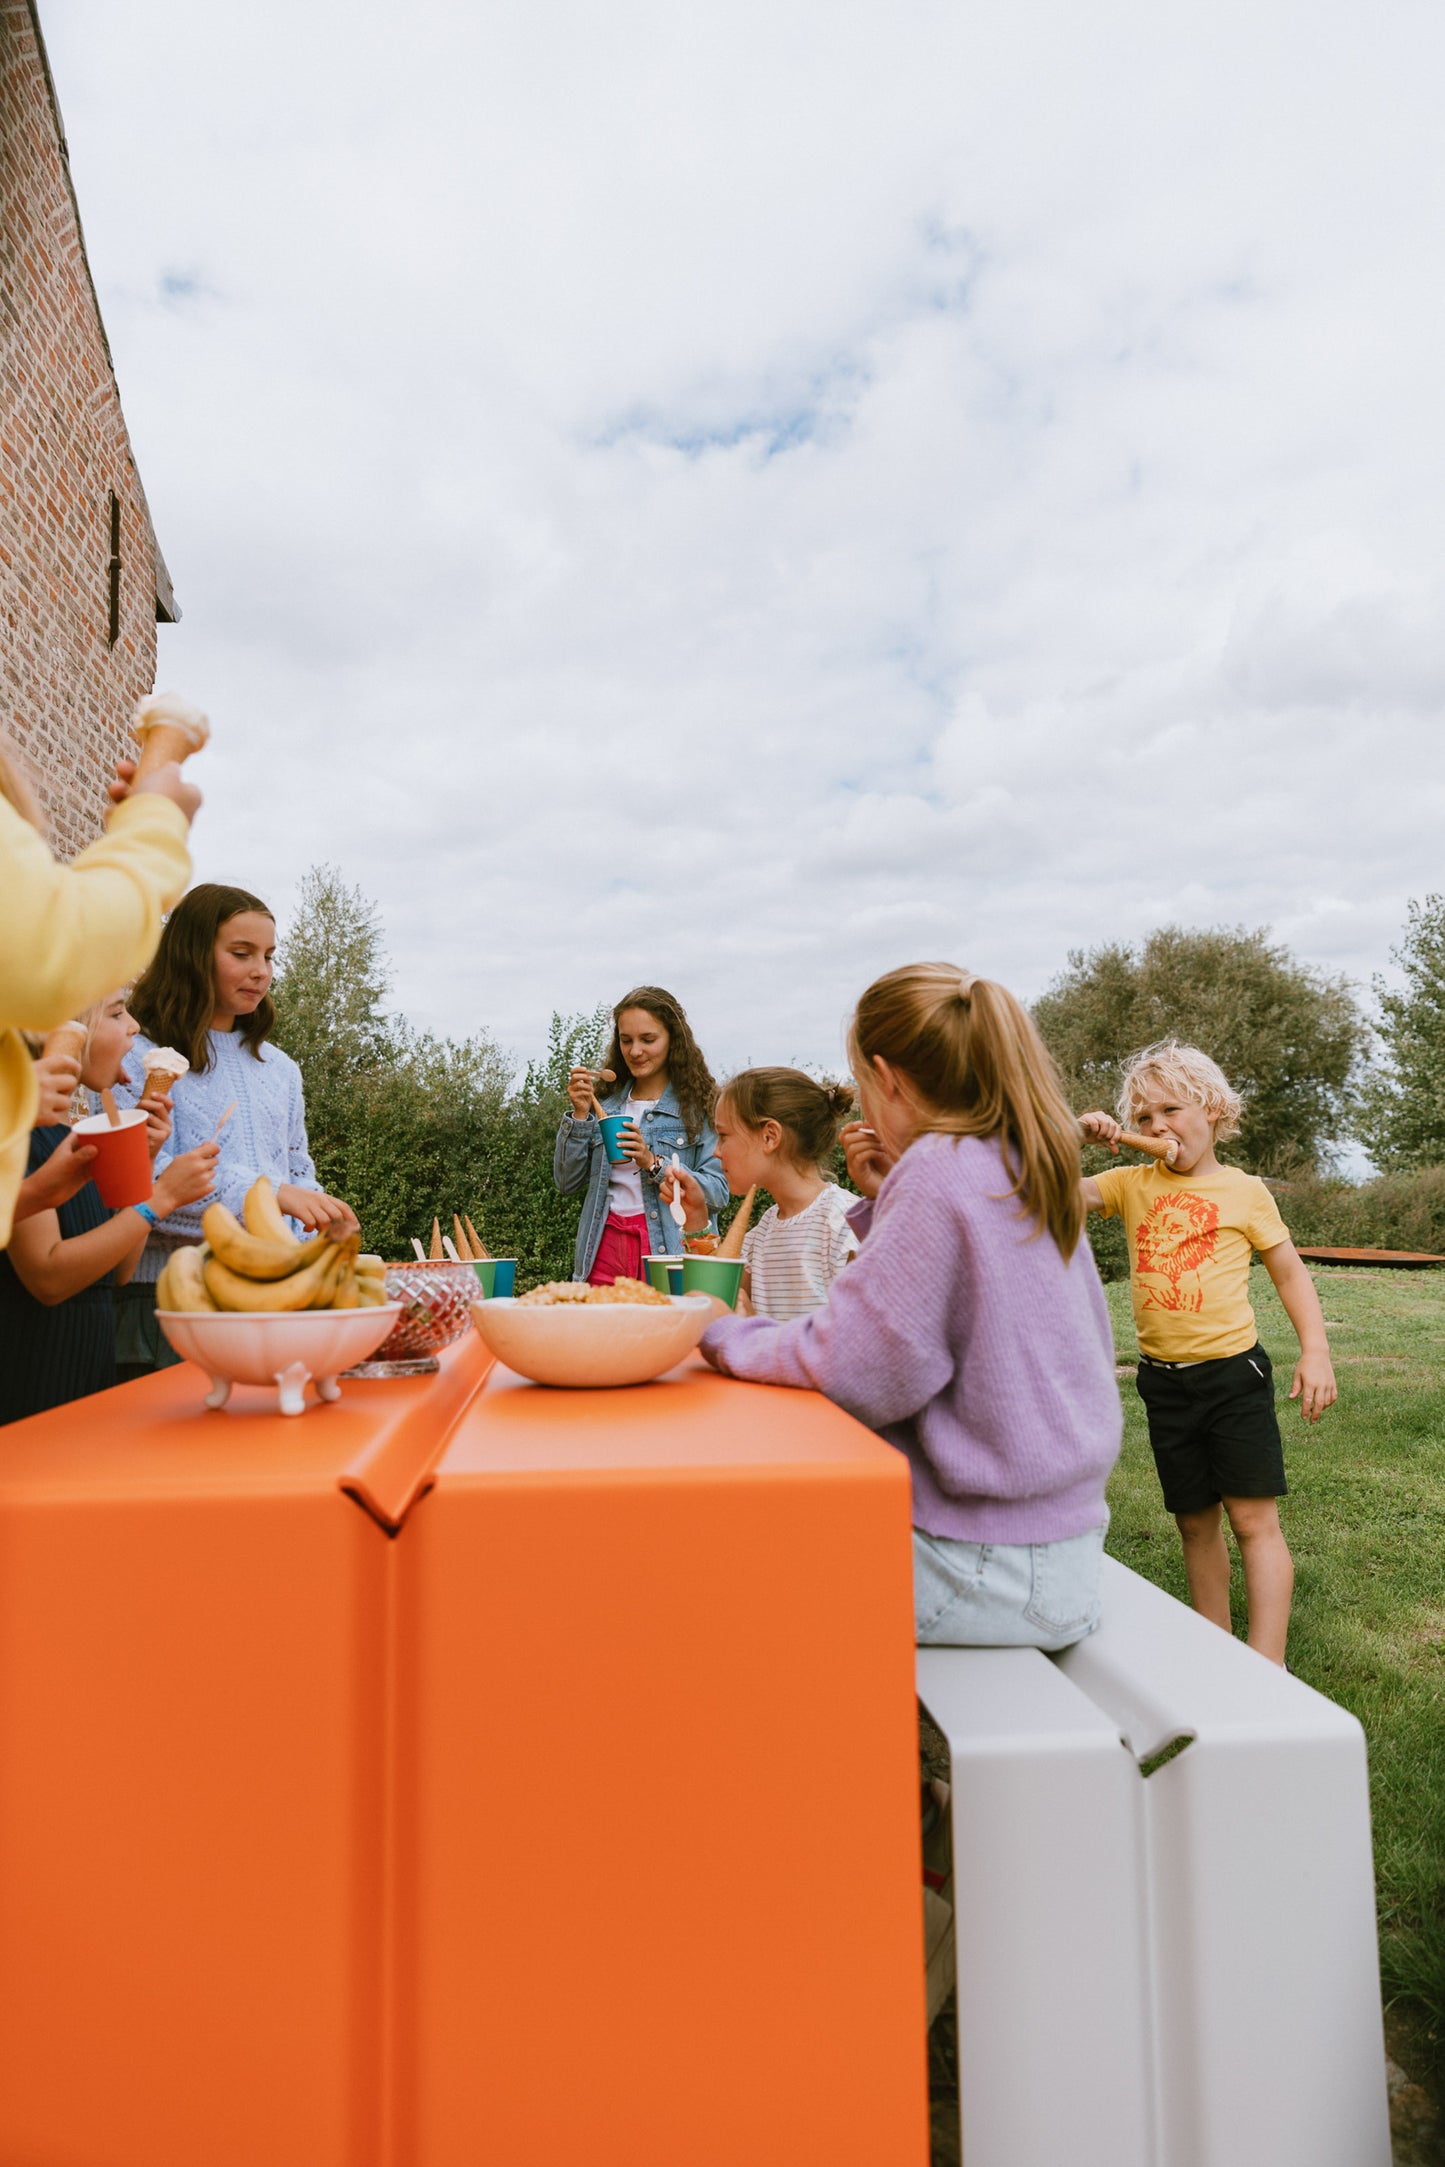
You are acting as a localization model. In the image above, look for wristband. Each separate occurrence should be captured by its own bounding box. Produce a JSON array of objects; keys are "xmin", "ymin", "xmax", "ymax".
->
[{"xmin": 133, "ymin": 1201, "xmax": 161, "ymax": 1229}]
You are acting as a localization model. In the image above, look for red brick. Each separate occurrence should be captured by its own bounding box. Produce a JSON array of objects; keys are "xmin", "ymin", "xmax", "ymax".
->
[{"xmin": 1, "ymin": 0, "xmax": 168, "ymax": 857}]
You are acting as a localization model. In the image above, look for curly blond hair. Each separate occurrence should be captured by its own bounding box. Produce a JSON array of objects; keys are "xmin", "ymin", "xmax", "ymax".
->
[{"xmin": 1117, "ymin": 1041, "xmax": 1243, "ymax": 1141}]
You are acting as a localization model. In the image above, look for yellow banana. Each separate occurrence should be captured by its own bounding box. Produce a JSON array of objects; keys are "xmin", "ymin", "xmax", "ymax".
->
[
  {"xmin": 242, "ymin": 1177, "xmax": 297, "ymax": 1246},
  {"xmin": 203, "ymin": 1236, "xmax": 352, "ymax": 1314},
  {"xmin": 356, "ymin": 1281, "xmax": 389, "ymax": 1307},
  {"xmin": 332, "ymin": 1265, "xmax": 360, "ymax": 1309},
  {"xmin": 162, "ymin": 1245, "xmax": 218, "ymax": 1313},
  {"xmin": 358, "ymin": 1255, "xmax": 385, "ymax": 1274},
  {"xmin": 203, "ymin": 1201, "xmax": 324, "ymax": 1281}
]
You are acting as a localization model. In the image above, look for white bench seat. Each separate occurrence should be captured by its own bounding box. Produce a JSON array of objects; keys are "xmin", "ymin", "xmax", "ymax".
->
[{"xmin": 918, "ymin": 1556, "xmax": 1391, "ymax": 2167}]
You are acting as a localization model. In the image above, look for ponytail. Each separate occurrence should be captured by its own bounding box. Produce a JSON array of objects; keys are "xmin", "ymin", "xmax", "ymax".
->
[
  {"xmin": 720, "ymin": 1067, "xmax": 856, "ymax": 1170},
  {"xmin": 848, "ymin": 962, "xmax": 1084, "ymax": 1255}
]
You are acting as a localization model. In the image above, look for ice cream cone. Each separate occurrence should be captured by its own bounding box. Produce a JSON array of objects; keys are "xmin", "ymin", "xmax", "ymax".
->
[
  {"xmin": 42, "ymin": 1020, "xmax": 87, "ymax": 1063},
  {"xmin": 464, "ymin": 1213, "xmax": 491, "ymax": 1261},
  {"xmin": 718, "ymin": 1186, "xmax": 758, "ymax": 1261},
  {"xmin": 130, "ymin": 691, "xmax": 210, "ymax": 783},
  {"xmin": 429, "ymin": 1218, "xmax": 444, "ymax": 1260},
  {"xmin": 140, "ymin": 1046, "xmax": 190, "ymax": 1104}
]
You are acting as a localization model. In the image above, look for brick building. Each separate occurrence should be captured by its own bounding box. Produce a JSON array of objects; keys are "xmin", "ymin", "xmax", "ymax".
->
[{"xmin": 1, "ymin": 0, "xmax": 176, "ymax": 858}]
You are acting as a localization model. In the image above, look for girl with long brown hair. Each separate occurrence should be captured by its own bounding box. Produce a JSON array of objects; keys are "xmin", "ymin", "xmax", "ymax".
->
[
  {"xmin": 111, "ymin": 884, "xmax": 357, "ymax": 1377},
  {"xmin": 553, "ymin": 985, "xmax": 728, "ymax": 1285},
  {"xmin": 699, "ymin": 963, "xmax": 1123, "ymax": 1649}
]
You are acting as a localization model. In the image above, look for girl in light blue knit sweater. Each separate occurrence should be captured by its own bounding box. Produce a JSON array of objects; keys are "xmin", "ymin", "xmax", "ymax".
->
[{"xmin": 112, "ymin": 883, "xmax": 358, "ymax": 1378}]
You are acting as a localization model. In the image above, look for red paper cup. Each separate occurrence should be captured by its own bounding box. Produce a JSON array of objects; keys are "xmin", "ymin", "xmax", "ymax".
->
[{"xmin": 72, "ymin": 1110, "xmax": 154, "ymax": 1208}]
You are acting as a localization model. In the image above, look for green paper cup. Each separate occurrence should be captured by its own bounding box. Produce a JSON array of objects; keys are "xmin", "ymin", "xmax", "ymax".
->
[
  {"xmin": 644, "ymin": 1254, "xmax": 686, "ymax": 1297},
  {"xmin": 681, "ymin": 1255, "xmax": 744, "ymax": 1308},
  {"xmin": 471, "ymin": 1259, "xmax": 517, "ymax": 1297}
]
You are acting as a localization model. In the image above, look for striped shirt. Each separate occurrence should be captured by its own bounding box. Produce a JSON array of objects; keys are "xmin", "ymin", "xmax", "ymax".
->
[{"xmin": 742, "ymin": 1184, "xmax": 859, "ymax": 1322}]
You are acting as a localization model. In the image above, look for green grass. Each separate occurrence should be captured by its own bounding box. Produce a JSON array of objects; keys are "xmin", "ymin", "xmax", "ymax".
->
[{"xmin": 1105, "ymin": 1266, "xmax": 1445, "ymax": 2082}]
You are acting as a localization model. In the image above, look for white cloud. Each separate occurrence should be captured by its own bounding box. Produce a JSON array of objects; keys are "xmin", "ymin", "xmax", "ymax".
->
[{"xmin": 38, "ymin": 0, "xmax": 1445, "ymax": 1082}]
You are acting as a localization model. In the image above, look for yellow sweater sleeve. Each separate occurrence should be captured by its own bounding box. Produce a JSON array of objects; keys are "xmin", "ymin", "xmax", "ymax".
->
[
  {"xmin": 0, "ymin": 791, "xmax": 191, "ymax": 1028},
  {"xmin": 0, "ymin": 791, "xmax": 191, "ymax": 1248}
]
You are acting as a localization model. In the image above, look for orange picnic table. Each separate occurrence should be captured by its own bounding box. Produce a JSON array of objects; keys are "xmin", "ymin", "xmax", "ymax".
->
[{"xmin": 0, "ymin": 1336, "xmax": 927, "ymax": 2167}]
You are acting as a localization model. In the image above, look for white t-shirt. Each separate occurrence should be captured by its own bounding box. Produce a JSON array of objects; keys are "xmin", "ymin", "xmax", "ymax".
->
[
  {"xmin": 606, "ymin": 1094, "xmax": 664, "ymax": 1216},
  {"xmin": 742, "ymin": 1184, "xmax": 859, "ymax": 1321}
]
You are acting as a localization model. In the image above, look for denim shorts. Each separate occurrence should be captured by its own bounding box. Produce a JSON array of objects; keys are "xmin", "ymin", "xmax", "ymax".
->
[{"xmin": 913, "ymin": 1521, "xmax": 1108, "ymax": 1651}]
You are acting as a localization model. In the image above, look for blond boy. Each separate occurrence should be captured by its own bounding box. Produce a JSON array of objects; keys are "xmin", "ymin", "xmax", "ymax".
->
[{"xmin": 1081, "ymin": 1041, "xmax": 1336, "ymax": 1665}]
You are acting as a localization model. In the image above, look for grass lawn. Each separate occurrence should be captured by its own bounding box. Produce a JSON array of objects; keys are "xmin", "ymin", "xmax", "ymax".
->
[{"xmin": 1104, "ymin": 1265, "xmax": 1445, "ymax": 2088}]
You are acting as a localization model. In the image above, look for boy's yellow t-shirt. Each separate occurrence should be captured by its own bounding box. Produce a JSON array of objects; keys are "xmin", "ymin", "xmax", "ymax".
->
[{"xmin": 1092, "ymin": 1161, "xmax": 1290, "ymax": 1362}]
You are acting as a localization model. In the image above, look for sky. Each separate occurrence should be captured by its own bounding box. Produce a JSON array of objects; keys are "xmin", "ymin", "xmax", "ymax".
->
[{"xmin": 41, "ymin": 0, "xmax": 1445, "ymax": 1081}]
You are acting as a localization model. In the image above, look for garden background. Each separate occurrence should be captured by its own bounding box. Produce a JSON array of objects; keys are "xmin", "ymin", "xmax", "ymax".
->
[{"xmin": 269, "ymin": 866, "xmax": 1445, "ymax": 2099}]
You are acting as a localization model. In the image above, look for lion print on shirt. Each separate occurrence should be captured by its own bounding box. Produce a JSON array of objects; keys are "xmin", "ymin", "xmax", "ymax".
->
[{"xmin": 1134, "ymin": 1190, "xmax": 1220, "ymax": 1314}]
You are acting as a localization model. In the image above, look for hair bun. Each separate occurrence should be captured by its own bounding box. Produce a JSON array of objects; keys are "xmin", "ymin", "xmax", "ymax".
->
[{"xmin": 826, "ymin": 1080, "xmax": 857, "ymax": 1116}]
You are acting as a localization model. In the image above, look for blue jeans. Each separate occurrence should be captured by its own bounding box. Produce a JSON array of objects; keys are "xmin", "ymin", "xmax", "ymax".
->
[{"xmin": 913, "ymin": 1522, "xmax": 1107, "ymax": 1650}]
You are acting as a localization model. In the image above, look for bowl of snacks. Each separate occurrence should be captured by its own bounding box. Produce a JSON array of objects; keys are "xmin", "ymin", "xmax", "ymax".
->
[
  {"xmin": 347, "ymin": 1260, "xmax": 482, "ymax": 1377},
  {"xmin": 470, "ymin": 1277, "xmax": 713, "ymax": 1388}
]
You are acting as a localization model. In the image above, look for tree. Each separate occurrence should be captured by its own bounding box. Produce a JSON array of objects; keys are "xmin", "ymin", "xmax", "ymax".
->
[
  {"xmin": 270, "ymin": 864, "xmax": 395, "ymax": 1083},
  {"xmin": 1356, "ymin": 895, "xmax": 1445, "ymax": 1170},
  {"xmin": 1033, "ymin": 925, "xmax": 1367, "ymax": 1173},
  {"xmin": 270, "ymin": 872, "xmax": 617, "ymax": 1269}
]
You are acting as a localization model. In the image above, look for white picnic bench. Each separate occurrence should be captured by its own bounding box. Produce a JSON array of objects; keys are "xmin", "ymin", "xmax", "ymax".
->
[{"xmin": 917, "ymin": 1556, "xmax": 1392, "ymax": 2167}]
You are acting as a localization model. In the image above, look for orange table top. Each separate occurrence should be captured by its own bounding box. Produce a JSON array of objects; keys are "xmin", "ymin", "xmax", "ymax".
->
[
  {"xmin": 441, "ymin": 1348, "xmax": 907, "ymax": 1488},
  {"xmin": 0, "ymin": 1331, "xmax": 494, "ymax": 1530}
]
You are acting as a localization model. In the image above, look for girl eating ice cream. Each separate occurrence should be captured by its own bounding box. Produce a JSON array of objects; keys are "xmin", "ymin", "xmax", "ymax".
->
[
  {"xmin": 0, "ymin": 993, "xmax": 219, "ymax": 1422},
  {"xmin": 112, "ymin": 883, "xmax": 358, "ymax": 1378}
]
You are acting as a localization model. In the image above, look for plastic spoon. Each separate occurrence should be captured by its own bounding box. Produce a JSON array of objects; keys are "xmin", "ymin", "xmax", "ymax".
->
[{"xmin": 667, "ymin": 1151, "xmax": 687, "ymax": 1233}]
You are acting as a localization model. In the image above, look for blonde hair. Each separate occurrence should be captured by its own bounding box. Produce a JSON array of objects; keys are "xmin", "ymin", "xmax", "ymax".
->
[
  {"xmin": 1117, "ymin": 1041, "xmax": 1243, "ymax": 1142},
  {"xmin": 848, "ymin": 962, "xmax": 1085, "ymax": 1256}
]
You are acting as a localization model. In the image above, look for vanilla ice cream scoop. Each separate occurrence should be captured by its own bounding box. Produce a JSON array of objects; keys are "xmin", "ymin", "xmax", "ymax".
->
[
  {"xmin": 130, "ymin": 691, "xmax": 210, "ymax": 781},
  {"xmin": 140, "ymin": 1046, "xmax": 190, "ymax": 1099}
]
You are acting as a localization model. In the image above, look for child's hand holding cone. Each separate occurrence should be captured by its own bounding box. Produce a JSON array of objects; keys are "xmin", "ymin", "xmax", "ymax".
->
[
  {"xmin": 34, "ymin": 1021, "xmax": 86, "ymax": 1124},
  {"xmin": 130, "ymin": 691, "xmax": 210, "ymax": 782}
]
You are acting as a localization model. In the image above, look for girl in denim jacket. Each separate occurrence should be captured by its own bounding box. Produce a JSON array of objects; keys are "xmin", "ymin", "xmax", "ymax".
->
[{"xmin": 553, "ymin": 985, "xmax": 728, "ymax": 1285}]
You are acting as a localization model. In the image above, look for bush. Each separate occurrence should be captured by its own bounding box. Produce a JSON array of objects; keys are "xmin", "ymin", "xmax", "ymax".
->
[{"xmin": 1268, "ymin": 1166, "xmax": 1445, "ymax": 1257}]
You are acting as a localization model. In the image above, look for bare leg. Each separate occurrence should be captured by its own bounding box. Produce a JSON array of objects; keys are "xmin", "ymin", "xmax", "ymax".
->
[
  {"xmin": 1175, "ymin": 1504, "xmax": 1233, "ymax": 1633},
  {"xmin": 1222, "ymin": 1495, "xmax": 1293, "ymax": 1664}
]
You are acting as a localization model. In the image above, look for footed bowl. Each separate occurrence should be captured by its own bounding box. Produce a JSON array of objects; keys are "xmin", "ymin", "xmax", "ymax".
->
[{"xmin": 157, "ymin": 1304, "xmax": 403, "ymax": 1416}]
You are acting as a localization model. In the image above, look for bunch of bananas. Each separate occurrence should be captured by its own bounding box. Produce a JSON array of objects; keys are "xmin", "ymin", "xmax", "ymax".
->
[{"xmin": 155, "ymin": 1178, "xmax": 389, "ymax": 1314}]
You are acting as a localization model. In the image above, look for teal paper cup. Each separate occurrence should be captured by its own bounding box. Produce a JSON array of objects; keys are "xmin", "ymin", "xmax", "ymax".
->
[
  {"xmin": 644, "ymin": 1254, "xmax": 686, "ymax": 1297},
  {"xmin": 681, "ymin": 1255, "xmax": 744, "ymax": 1308},
  {"xmin": 598, "ymin": 1115, "xmax": 631, "ymax": 1165},
  {"xmin": 471, "ymin": 1259, "xmax": 517, "ymax": 1298}
]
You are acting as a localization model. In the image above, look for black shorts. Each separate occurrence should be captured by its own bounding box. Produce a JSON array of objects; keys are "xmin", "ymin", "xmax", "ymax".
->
[{"xmin": 1134, "ymin": 1344, "xmax": 1287, "ymax": 1516}]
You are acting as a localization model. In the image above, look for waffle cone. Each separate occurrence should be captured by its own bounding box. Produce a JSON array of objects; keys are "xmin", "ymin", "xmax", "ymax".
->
[
  {"xmin": 718, "ymin": 1186, "xmax": 758, "ymax": 1260},
  {"xmin": 43, "ymin": 1020, "xmax": 87, "ymax": 1062}
]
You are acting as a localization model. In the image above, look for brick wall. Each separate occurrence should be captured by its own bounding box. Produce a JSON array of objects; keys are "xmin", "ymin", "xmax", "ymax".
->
[{"xmin": 0, "ymin": 0, "xmax": 171, "ymax": 859}]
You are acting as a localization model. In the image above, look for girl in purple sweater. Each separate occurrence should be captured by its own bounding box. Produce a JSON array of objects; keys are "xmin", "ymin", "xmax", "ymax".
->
[{"xmin": 698, "ymin": 962, "xmax": 1123, "ymax": 1648}]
